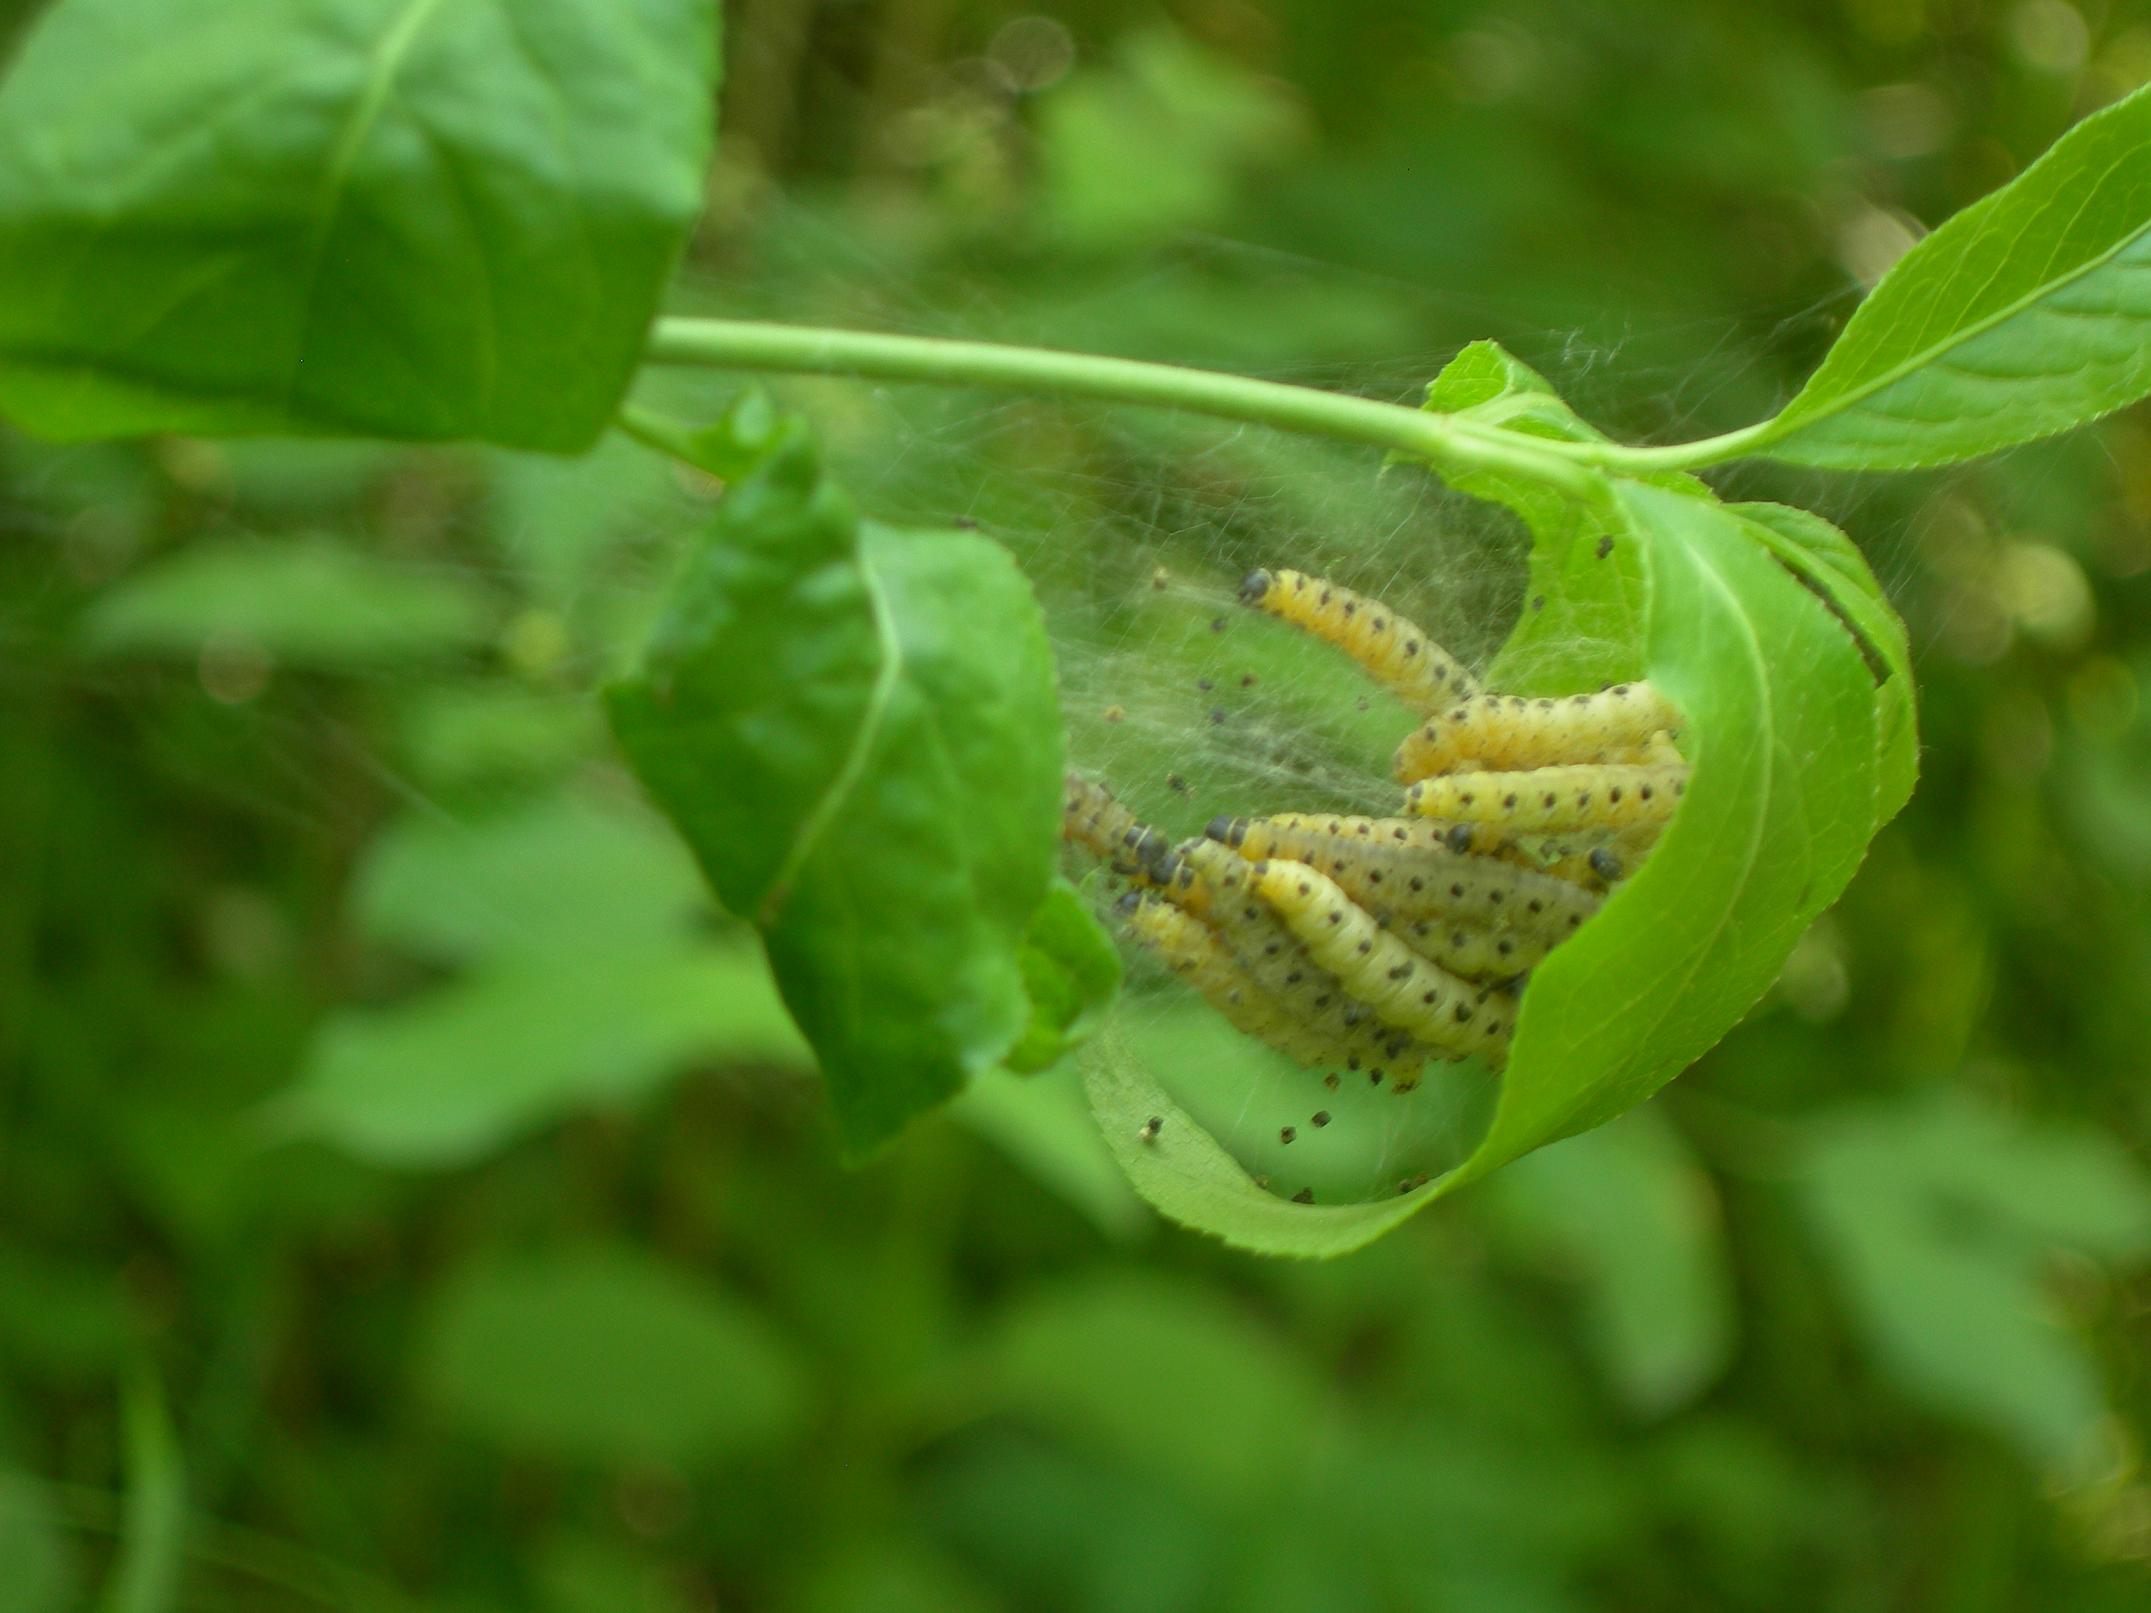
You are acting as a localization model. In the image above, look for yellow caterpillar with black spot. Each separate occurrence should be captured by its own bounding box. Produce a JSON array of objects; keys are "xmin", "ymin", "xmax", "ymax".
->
[
  {"xmin": 1404, "ymin": 763, "xmax": 1688, "ymax": 835},
  {"xmin": 1239, "ymin": 568, "xmax": 1477, "ymax": 713},
  {"xmin": 1123, "ymin": 895, "xmax": 1420, "ymax": 1082},
  {"xmin": 1244, "ymin": 857, "xmax": 1512, "ymax": 1068},
  {"xmin": 1173, "ymin": 840, "xmax": 1425, "ymax": 1081},
  {"xmin": 1208, "ymin": 813, "xmax": 1601, "ymax": 946},
  {"xmin": 1061, "ymin": 774, "xmax": 1185, "ymax": 889},
  {"xmin": 1394, "ymin": 683, "xmax": 1683, "ymax": 782}
]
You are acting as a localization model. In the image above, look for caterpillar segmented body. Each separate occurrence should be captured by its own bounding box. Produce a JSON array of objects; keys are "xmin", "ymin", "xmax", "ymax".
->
[
  {"xmin": 1208, "ymin": 813, "xmax": 1601, "ymax": 944},
  {"xmin": 1123, "ymin": 896, "xmax": 1413, "ymax": 1076},
  {"xmin": 1404, "ymin": 764, "xmax": 1689, "ymax": 835},
  {"xmin": 1239, "ymin": 568, "xmax": 1477, "ymax": 712},
  {"xmin": 1173, "ymin": 841, "xmax": 1424, "ymax": 1079},
  {"xmin": 1393, "ymin": 683, "xmax": 1682, "ymax": 782},
  {"xmin": 1062, "ymin": 774, "xmax": 1185, "ymax": 889},
  {"xmin": 1246, "ymin": 857, "xmax": 1512, "ymax": 1065}
]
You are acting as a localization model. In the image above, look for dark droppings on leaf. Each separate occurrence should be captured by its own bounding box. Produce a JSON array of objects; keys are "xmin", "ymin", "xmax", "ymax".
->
[
  {"xmin": 1595, "ymin": 535, "xmax": 1615, "ymax": 559},
  {"xmin": 1291, "ymin": 1187, "xmax": 1315, "ymax": 1204}
]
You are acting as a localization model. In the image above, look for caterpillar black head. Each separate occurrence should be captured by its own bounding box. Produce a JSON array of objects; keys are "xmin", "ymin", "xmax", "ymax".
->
[
  {"xmin": 1237, "ymin": 568, "xmax": 1276, "ymax": 606},
  {"xmin": 1204, "ymin": 814, "xmax": 1249, "ymax": 848}
]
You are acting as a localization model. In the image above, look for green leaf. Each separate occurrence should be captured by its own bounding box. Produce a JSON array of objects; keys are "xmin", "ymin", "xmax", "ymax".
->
[
  {"xmin": 350, "ymin": 791, "xmax": 712, "ymax": 963},
  {"xmin": 1800, "ymin": 1093, "xmax": 2151, "ymax": 1475},
  {"xmin": 1003, "ymin": 880, "xmax": 1124, "ymax": 1075},
  {"xmin": 949, "ymin": 1068, "xmax": 1147, "ymax": 1239},
  {"xmin": 0, "ymin": 1471, "xmax": 77, "ymax": 1613},
  {"xmin": 1091, "ymin": 477, "xmax": 1887, "ymax": 1255},
  {"xmin": 1755, "ymin": 81, "xmax": 2151, "ymax": 469},
  {"xmin": 608, "ymin": 413, "xmax": 1065, "ymax": 1154},
  {"xmin": 100, "ymin": 1372, "xmax": 185, "ymax": 1613},
  {"xmin": 420, "ymin": 1246, "xmax": 809, "ymax": 1466},
  {"xmin": 82, "ymin": 535, "xmax": 492, "ymax": 665},
  {"xmin": 276, "ymin": 944, "xmax": 805, "ymax": 1166},
  {"xmin": 0, "ymin": 0, "xmax": 719, "ymax": 450},
  {"xmin": 1727, "ymin": 503, "xmax": 1918, "ymax": 826},
  {"xmin": 1424, "ymin": 342, "xmax": 1650, "ymax": 693},
  {"xmin": 979, "ymin": 1273, "xmax": 1325, "ymax": 1509},
  {"xmin": 1488, "ymin": 1111, "xmax": 1733, "ymax": 1416}
]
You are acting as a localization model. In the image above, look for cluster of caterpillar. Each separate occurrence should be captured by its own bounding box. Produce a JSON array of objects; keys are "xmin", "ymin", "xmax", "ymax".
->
[{"xmin": 1063, "ymin": 567, "xmax": 1689, "ymax": 1098}]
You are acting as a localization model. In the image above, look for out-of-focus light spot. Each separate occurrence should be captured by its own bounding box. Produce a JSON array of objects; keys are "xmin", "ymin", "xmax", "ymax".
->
[
  {"xmin": 1859, "ymin": 82, "xmax": 1953, "ymax": 159},
  {"xmin": 2010, "ymin": 0, "xmax": 2091, "ymax": 74},
  {"xmin": 2091, "ymin": 24, "xmax": 2151, "ymax": 97},
  {"xmin": 155, "ymin": 437, "xmax": 228, "ymax": 497},
  {"xmin": 1446, "ymin": 26, "xmax": 1540, "ymax": 103},
  {"xmin": 1997, "ymin": 540, "xmax": 2095, "ymax": 648},
  {"xmin": 1835, "ymin": 200, "xmax": 1923, "ymax": 286},
  {"xmin": 1850, "ymin": 0, "xmax": 1930, "ymax": 49},
  {"xmin": 502, "ymin": 608, "xmax": 572, "ymax": 680},
  {"xmin": 613, "ymin": 1463, "xmax": 692, "ymax": 1539},
  {"xmin": 62, "ymin": 509, "xmax": 135, "ymax": 587},
  {"xmin": 2066, "ymin": 657, "xmax": 2141, "ymax": 740},
  {"xmin": 989, "ymin": 16, "xmax": 1076, "ymax": 92},
  {"xmin": 1779, "ymin": 919, "xmax": 1851, "ymax": 1023},
  {"xmin": 198, "ymin": 629, "xmax": 271, "ymax": 704}
]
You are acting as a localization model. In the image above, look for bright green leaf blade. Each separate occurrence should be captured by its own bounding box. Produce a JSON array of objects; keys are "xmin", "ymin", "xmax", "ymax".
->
[
  {"xmin": 1728, "ymin": 503, "xmax": 1919, "ymax": 825},
  {"xmin": 608, "ymin": 418, "xmax": 1065, "ymax": 1155},
  {"xmin": 420, "ymin": 1246, "xmax": 809, "ymax": 1466},
  {"xmin": 1423, "ymin": 342, "xmax": 1652, "ymax": 692},
  {"xmin": 1470, "ymin": 483, "xmax": 1878, "ymax": 1159},
  {"xmin": 1756, "ymin": 82, "xmax": 2151, "ymax": 469},
  {"xmin": 82, "ymin": 536, "xmax": 492, "ymax": 666},
  {"xmin": 274, "ymin": 945, "xmax": 805, "ymax": 1166},
  {"xmin": 0, "ymin": 0, "xmax": 719, "ymax": 450}
]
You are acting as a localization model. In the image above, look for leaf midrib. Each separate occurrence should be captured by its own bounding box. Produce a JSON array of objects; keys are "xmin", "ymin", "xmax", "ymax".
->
[
  {"xmin": 759, "ymin": 541, "xmax": 904, "ymax": 927},
  {"xmin": 284, "ymin": 0, "xmax": 453, "ymax": 414},
  {"xmin": 1771, "ymin": 181, "xmax": 2151, "ymax": 442}
]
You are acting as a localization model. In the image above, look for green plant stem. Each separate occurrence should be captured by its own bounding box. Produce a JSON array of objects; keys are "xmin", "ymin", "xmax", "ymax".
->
[{"xmin": 643, "ymin": 317, "xmax": 1617, "ymax": 492}]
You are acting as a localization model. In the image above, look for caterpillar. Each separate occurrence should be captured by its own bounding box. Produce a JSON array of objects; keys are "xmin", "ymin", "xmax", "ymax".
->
[
  {"xmin": 1245, "ymin": 857, "xmax": 1513, "ymax": 1066},
  {"xmin": 1173, "ymin": 840, "xmax": 1427, "ymax": 1081},
  {"xmin": 1207, "ymin": 813, "xmax": 1602, "ymax": 944},
  {"xmin": 1393, "ymin": 683, "xmax": 1683, "ymax": 782},
  {"xmin": 1061, "ymin": 774, "xmax": 1185, "ymax": 889},
  {"xmin": 1403, "ymin": 763, "xmax": 1689, "ymax": 836},
  {"xmin": 1239, "ymin": 568, "xmax": 1477, "ymax": 713},
  {"xmin": 1122, "ymin": 895, "xmax": 1405, "ymax": 1075}
]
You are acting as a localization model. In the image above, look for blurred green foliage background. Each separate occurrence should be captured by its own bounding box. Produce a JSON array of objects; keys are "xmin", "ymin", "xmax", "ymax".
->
[{"xmin": 6, "ymin": 1, "xmax": 2151, "ymax": 1608}]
